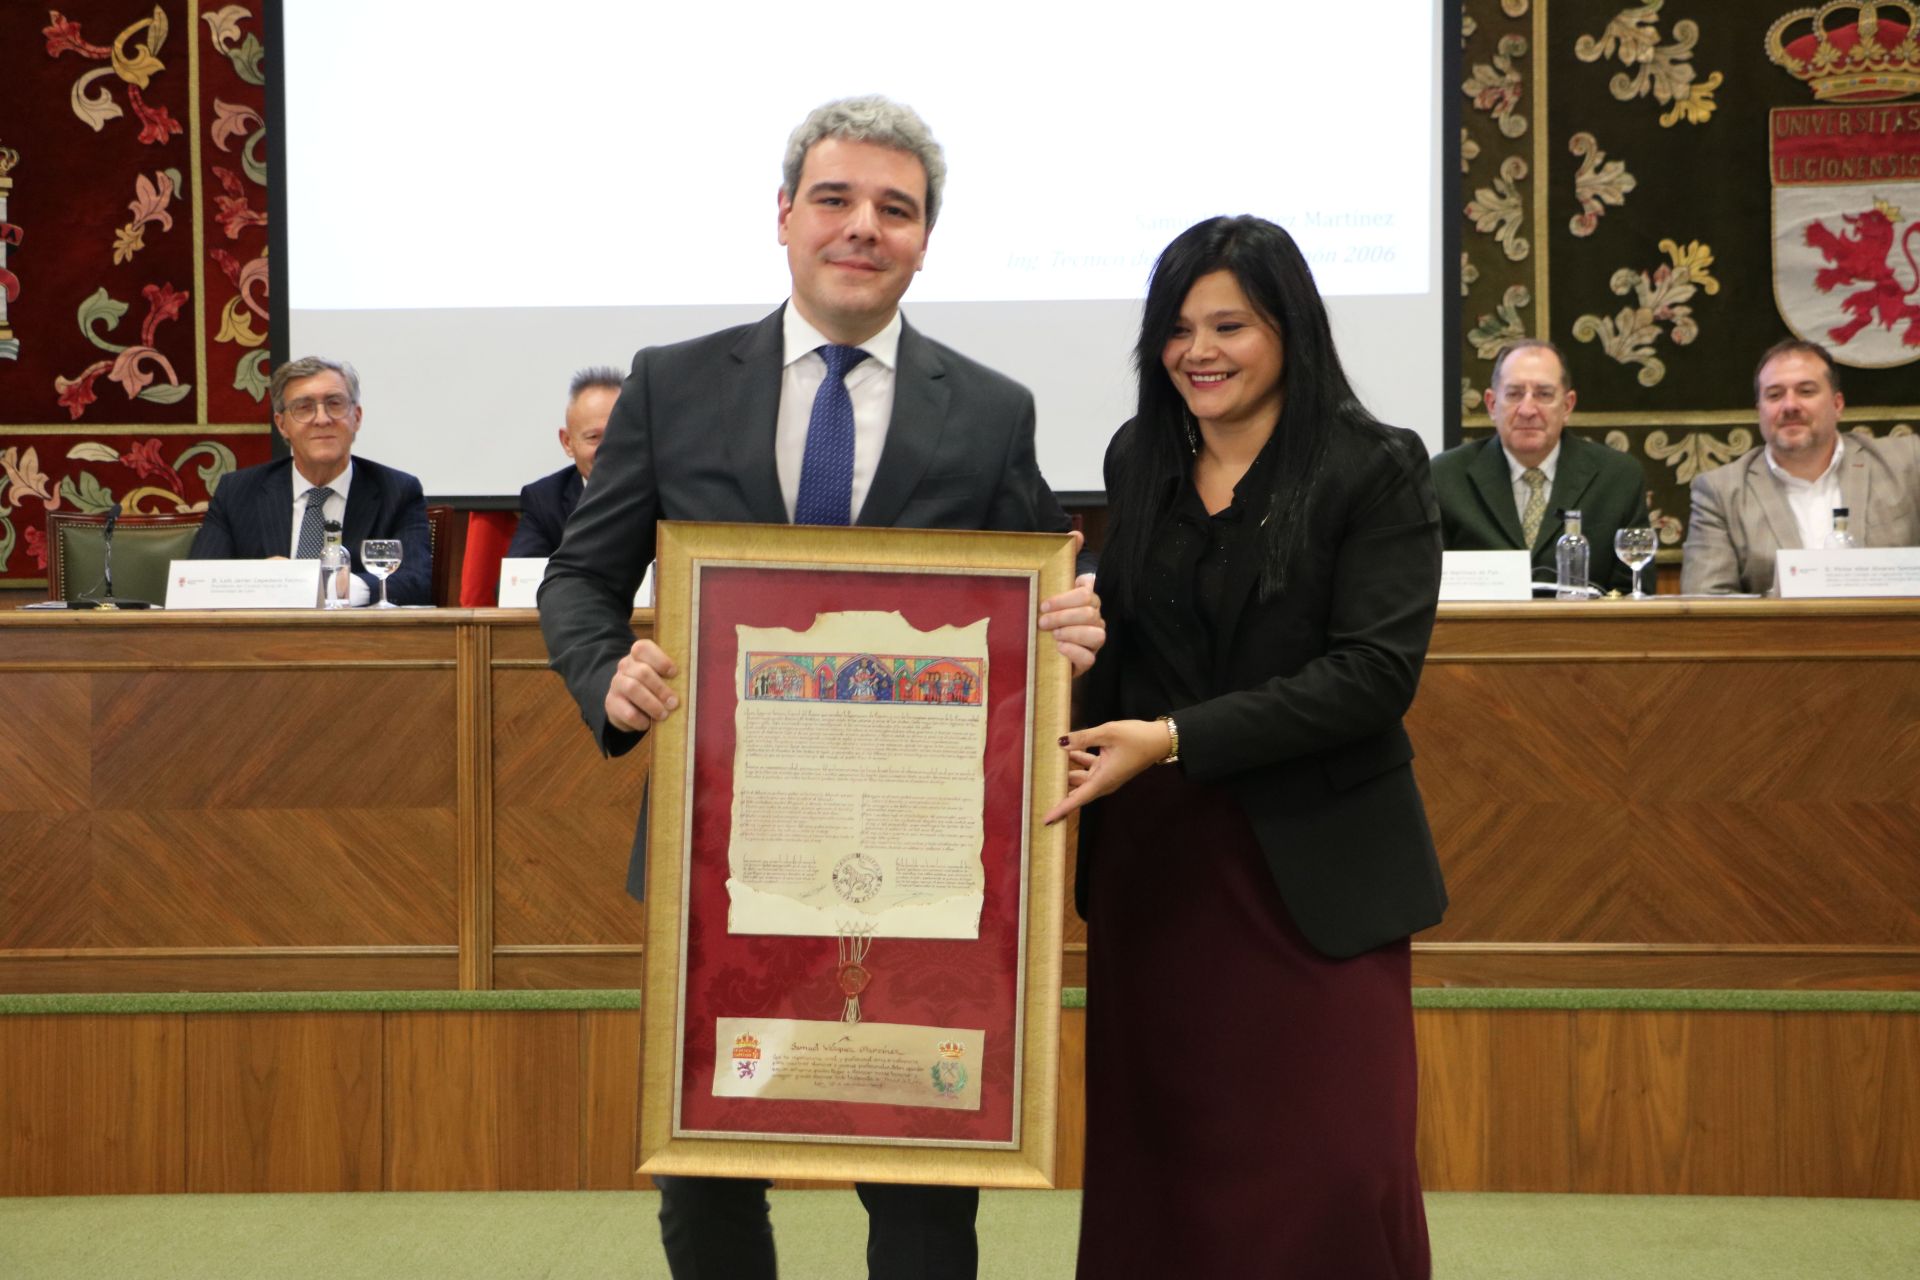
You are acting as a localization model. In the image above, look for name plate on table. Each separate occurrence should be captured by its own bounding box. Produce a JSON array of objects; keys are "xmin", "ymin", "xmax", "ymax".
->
[
  {"xmin": 1439, "ymin": 550, "xmax": 1532, "ymax": 601},
  {"xmin": 498, "ymin": 557, "xmax": 653, "ymax": 608},
  {"xmin": 165, "ymin": 559, "xmax": 321, "ymax": 609},
  {"xmin": 1777, "ymin": 547, "xmax": 1920, "ymax": 598}
]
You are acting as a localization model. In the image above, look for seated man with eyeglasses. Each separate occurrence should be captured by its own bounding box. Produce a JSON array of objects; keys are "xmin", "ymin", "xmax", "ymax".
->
[
  {"xmin": 1431, "ymin": 339, "xmax": 1652, "ymax": 594},
  {"xmin": 189, "ymin": 355, "xmax": 433, "ymax": 605}
]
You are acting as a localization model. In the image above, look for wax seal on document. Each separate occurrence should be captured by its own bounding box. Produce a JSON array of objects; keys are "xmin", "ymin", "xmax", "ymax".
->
[
  {"xmin": 837, "ymin": 962, "xmax": 871, "ymax": 997},
  {"xmin": 832, "ymin": 852, "xmax": 882, "ymax": 903}
]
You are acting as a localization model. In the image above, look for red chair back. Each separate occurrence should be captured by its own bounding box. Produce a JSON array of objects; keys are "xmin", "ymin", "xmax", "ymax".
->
[{"xmin": 460, "ymin": 510, "xmax": 520, "ymax": 606}]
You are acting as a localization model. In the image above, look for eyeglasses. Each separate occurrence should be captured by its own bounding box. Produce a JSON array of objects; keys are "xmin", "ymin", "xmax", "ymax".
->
[
  {"xmin": 285, "ymin": 395, "xmax": 355, "ymax": 423},
  {"xmin": 1499, "ymin": 384, "xmax": 1562, "ymax": 407}
]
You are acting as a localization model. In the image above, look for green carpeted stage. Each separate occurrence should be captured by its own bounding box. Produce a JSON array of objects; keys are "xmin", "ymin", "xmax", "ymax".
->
[{"xmin": 4, "ymin": 1189, "xmax": 1918, "ymax": 1279}]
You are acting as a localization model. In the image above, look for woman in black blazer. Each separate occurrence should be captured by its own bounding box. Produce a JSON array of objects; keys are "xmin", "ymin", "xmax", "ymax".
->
[{"xmin": 1046, "ymin": 216, "xmax": 1446, "ymax": 1279}]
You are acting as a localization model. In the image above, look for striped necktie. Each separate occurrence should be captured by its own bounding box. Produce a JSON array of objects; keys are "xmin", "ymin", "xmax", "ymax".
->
[
  {"xmin": 1519, "ymin": 468, "xmax": 1547, "ymax": 546},
  {"xmin": 295, "ymin": 486, "xmax": 334, "ymax": 558}
]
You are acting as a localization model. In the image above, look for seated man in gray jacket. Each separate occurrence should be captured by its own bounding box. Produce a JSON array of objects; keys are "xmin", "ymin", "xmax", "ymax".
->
[{"xmin": 1683, "ymin": 339, "xmax": 1920, "ymax": 594}]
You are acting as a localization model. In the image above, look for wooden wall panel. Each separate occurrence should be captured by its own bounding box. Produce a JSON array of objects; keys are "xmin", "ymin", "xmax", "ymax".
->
[
  {"xmin": 1413, "ymin": 650, "xmax": 1920, "ymax": 959},
  {"xmin": 1778, "ymin": 1012, "xmax": 1920, "ymax": 1200},
  {"xmin": 186, "ymin": 1013, "xmax": 383, "ymax": 1192},
  {"xmin": 1423, "ymin": 604, "xmax": 1920, "ymax": 662},
  {"xmin": 384, "ymin": 1011, "xmax": 580, "ymax": 1191},
  {"xmin": 491, "ymin": 670, "xmax": 647, "ymax": 809},
  {"xmin": 487, "ymin": 619, "xmax": 560, "ymax": 665},
  {"xmin": 0, "ymin": 814, "xmax": 93, "ymax": 948},
  {"xmin": 0, "ymin": 951, "xmax": 458, "ymax": 994},
  {"xmin": 581, "ymin": 1007, "xmax": 652, "ymax": 1191},
  {"xmin": 1418, "ymin": 800, "xmax": 1633, "ymax": 942},
  {"xmin": 0, "ymin": 617, "xmax": 457, "ymax": 667},
  {"xmin": 1572, "ymin": 1011, "xmax": 1779, "ymax": 1196},
  {"xmin": 1411, "ymin": 663, "xmax": 1628, "ymax": 804},
  {"xmin": 493, "ymin": 949, "xmax": 645, "ymax": 991},
  {"xmin": 92, "ymin": 670, "xmax": 457, "ymax": 810},
  {"xmin": 458, "ymin": 623, "xmax": 495, "ymax": 992},
  {"xmin": 491, "ymin": 668, "xmax": 649, "ymax": 949},
  {"xmin": 1412, "ymin": 945, "xmax": 1920, "ymax": 991},
  {"xmin": 1631, "ymin": 804, "xmax": 1920, "ymax": 945},
  {"xmin": 0, "ymin": 1014, "xmax": 185, "ymax": 1195},
  {"xmin": 1415, "ymin": 1009, "xmax": 1573, "ymax": 1192},
  {"xmin": 89, "ymin": 810, "xmax": 458, "ymax": 946},
  {"xmin": 1, "ymin": 1007, "xmax": 1915, "ymax": 1198},
  {"xmin": 1054, "ymin": 1008, "xmax": 1086, "ymax": 1191},
  {"xmin": 493, "ymin": 810, "xmax": 648, "ymax": 947},
  {"xmin": 0, "ymin": 671, "xmax": 89, "ymax": 811},
  {"xmin": 1624, "ymin": 663, "xmax": 1920, "ymax": 804}
]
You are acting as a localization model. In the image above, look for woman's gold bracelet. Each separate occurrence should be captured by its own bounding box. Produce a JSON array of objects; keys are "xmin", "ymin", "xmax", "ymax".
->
[{"xmin": 1156, "ymin": 715, "xmax": 1180, "ymax": 765}]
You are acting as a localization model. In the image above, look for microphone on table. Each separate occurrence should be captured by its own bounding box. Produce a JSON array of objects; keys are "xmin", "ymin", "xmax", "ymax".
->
[
  {"xmin": 102, "ymin": 501, "xmax": 121, "ymax": 603},
  {"xmin": 75, "ymin": 502, "xmax": 153, "ymax": 609}
]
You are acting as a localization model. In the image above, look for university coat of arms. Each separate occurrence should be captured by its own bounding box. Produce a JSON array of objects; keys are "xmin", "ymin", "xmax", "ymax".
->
[{"xmin": 1768, "ymin": 2, "xmax": 1920, "ymax": 367}]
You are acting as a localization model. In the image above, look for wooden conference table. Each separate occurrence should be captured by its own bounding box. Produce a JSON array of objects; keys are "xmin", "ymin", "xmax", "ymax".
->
[
  {"xmin": 4, "ymin": 600, "xmax": 1918, "ymax": 1199},
  {"xmin": 3, "ymin": 599, "xmax": 1917, "ymax": 996}
]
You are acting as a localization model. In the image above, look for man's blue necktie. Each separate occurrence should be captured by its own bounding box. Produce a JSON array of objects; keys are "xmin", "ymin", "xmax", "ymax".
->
[{"xmin": 793, "ymin": 344, "xmax": 869, "ymax": 526}]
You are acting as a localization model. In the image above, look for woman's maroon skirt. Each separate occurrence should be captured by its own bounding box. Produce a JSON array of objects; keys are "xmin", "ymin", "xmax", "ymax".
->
[{"xmin": 1074, "ymin": 765, "xmax": 1430, "ymax": 1279}]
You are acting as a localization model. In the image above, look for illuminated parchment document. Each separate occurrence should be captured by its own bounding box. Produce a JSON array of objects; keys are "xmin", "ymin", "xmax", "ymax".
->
[
  {"xmin": 727, "ymin": 611, "xmax": 988, "ymax": 939},
  {"xmin": 712, "ymin": 1017, "xmax": 985, "ymax": 1112}
]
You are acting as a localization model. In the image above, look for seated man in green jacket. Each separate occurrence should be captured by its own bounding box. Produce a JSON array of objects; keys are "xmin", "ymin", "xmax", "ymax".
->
[{"xmin": 1432, "ymin": 339, "xmax": 1652, "ymax": 594}]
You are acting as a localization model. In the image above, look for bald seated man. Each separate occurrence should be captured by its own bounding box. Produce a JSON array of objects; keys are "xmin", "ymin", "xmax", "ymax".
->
[{"xmin": 507, "ymin": 365, "xmax": 622, "ymax": 558}]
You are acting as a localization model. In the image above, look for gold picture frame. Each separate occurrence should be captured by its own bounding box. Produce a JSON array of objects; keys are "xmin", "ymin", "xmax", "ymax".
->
[{"xmin": 640, "ymin": 520, "xmax": 1073, "ymax": 1188}]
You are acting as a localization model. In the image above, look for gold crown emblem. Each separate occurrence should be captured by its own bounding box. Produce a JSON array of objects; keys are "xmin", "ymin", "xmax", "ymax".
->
[
  {"xmin": 731, "ymin": 1034, "xmax": 761, "ymax": 1059},
  {"xmin": 1767, "ymin": 2, "xmax": 1920, "ymax": 101},
  {"xmin": 936, "ymin": 1040, "xmax": 965, "ymax": 1059}
]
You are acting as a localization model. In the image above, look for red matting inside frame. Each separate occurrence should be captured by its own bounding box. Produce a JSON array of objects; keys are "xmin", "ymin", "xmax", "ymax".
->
[{"xmin": 675, "ymin": 563, "xmax": 1034, "ymax": 1145}]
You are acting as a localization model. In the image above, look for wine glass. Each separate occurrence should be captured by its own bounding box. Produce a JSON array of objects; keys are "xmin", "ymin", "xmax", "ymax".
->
[
  {"xmin": 1614, "ymin": 527, "xmax": 1656, "ymax": 599},
  {"xmin": 361, "ymin": 538, "xmax": 402, "ymax": 608}
]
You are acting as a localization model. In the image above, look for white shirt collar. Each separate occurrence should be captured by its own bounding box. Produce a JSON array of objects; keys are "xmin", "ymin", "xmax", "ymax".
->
[
  {"xmin": 1764, "ymin": 433, "xmax": 1845, "ymax": 488},
  {"xmin": 782, "ymin": 303, "xmax": 902, "ymax": 372},
  {"xmin": 1502, "ymin": 439, "xmax": 1561, "ymax": 484},
  {"xmin": 293, "ymin": 458, "xmax": 354, "ymax": 502}
]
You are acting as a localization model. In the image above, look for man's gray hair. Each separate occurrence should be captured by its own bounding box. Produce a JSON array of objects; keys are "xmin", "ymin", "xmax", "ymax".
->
[
  {"xmin": 781, "ymin": 96, "xmax": 947, "ymax": 229},
  {"xmin": 1489, "ymin": 338, "xmax": 1573, "ymax": 392},
  {"xmin": 568, "ymin": 365, "xmax": 624, "ymax": 403},
  {"xmin": 269, "ymin": 356, "xmax": 361, "ymax": 416}
]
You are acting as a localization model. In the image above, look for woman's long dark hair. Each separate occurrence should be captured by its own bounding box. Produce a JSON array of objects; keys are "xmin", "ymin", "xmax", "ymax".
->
[{"xmin": 1104, "ymin": 215, "xmax": 1380, "ymax": 612}]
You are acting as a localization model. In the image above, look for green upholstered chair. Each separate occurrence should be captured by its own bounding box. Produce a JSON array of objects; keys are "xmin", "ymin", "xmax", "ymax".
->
[{"xmin": 46, "ymin": 510, "xmax": 205, "ymax": 606}]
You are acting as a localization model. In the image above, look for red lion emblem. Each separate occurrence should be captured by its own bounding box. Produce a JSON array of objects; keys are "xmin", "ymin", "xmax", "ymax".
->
[
  {"xmin": 0, "ymin": 221, "xmax": 20, "ymax": 304},
  {"xmin": 1805, "ymin": 204, "xmax": 1920, "ymax": 348}
]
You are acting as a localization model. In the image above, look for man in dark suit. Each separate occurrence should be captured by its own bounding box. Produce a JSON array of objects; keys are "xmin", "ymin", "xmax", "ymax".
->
[
  {"xmin": 1432, "ymin": 339, "xmax": 1651, "ymax": 593},
  {"xmin": 189, "ymin": 355, "xmax": 431, "ymax": 605},
  {"xmin": 538, "ymin": 97, "xmax": 1103, "ymax": 1280},
  {"xmin": 505, "ymin": 366, "xmax": 621, "ymax": 559}
]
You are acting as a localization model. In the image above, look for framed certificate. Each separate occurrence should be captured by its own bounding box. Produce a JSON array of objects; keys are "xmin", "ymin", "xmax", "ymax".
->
[{"xmin": 639, "ymin": 520, "xmax": 1073, "ymax": 1188}]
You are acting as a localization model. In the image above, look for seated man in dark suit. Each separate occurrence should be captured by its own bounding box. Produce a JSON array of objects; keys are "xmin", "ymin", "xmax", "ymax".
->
[
  {"xmin": 190, "ymin": 355, "xmax": 432, "ymax": 605},
  {"xmin": 505, "ymin": 366, "xmax": 621, "ymax": 558},
  {"xmin": 1432, "ymin": 339, "xmax": 1651, "ymax": 593}
]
